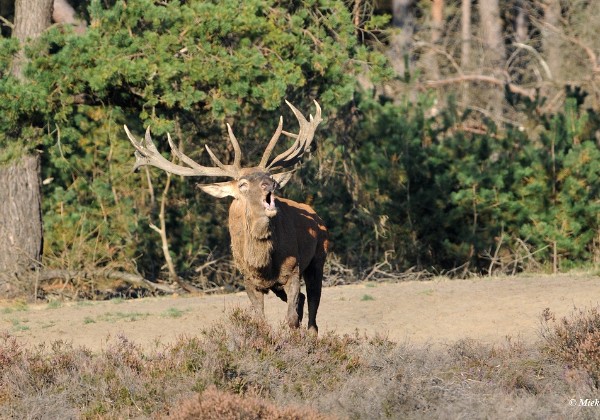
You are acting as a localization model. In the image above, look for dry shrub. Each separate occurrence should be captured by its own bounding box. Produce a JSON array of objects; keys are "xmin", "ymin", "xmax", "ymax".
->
[
  {"xmin": 328, "ymin": 336, "xmax": 567, "ymax": 419},
  {"xmin": 0, "ymin": 307, "xmax": 595, "ymax": 419},
  {"xmin": 0, "ymin": 332, "xmax": 23, "ymax": 368},
  {"xmin": 448, "ymin": 337, "xmax": 543, "ymax": 394},
  {"xmin": 0, "ymin": 333, "xmax": 194, "ymax": 419},
  {"xmin": 196, "ymin": 308, "xmax": 366, "ymax": 398},
  {"xmin": 0, "ymin": 338, "xmax": 91, "ymax": 419},
  {"xmin": 170, "ymin": 386, "xmax": 329, "ymax": 420},
  {"xmin": 541, "ymin": 306, "xmax": 600, "ymax": 388}
]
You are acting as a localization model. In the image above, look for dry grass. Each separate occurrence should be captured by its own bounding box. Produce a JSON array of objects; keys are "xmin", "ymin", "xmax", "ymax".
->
[{"xmin": 0, "ymin": 307, "xmax": 599, "ymax": 419}]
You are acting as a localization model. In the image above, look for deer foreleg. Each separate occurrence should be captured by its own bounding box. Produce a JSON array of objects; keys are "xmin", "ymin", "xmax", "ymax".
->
[{"xmin": 245, "ymin": 283, "xmax": 265, "ymax": 317}]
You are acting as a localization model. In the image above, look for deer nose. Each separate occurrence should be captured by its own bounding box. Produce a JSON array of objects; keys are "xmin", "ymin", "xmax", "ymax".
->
[{"xmin": 260, "ymin": 180, "xmax": 273, "ymax": 190}]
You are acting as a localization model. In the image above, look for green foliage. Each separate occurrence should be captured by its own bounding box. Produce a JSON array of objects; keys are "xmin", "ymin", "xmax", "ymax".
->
[
  {"xmin": 0, "ymin": 0, "xmax": 386, "ymax": 280},
  {"xmin": 36, "ymin": 0, "xmax": 368, "ymax": 124},
  {"xmin": 1, "ymin": 0, "xmax": 599, "ymax": 281},
  {"xmin": 324, "ymin": 92, "xmax": 600, "ymax": 273}
]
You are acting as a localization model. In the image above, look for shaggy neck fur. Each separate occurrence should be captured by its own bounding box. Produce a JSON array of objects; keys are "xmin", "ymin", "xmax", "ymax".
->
[{"xmin": 242, "ymin": 206, "xmax": 275, "ymax": 270}]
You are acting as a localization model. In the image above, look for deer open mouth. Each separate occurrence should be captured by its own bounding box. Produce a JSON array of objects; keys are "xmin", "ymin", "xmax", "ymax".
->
[{"xmin": 263, "ymin": 192, "xmax": 277, "ymax": 217}]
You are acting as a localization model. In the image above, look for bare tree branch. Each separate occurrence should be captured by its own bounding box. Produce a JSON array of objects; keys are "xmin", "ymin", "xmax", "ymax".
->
[
  {"xmin": 512, "ymin": 42, "xmax": 552, "ymax": 80},
  {"xmin": 0, "ymin": 15, "xmax": 13, "ymax": 29},
  {"xmin": 534, "ymin": 17, "xmax": 600, "ymax": 74},
  {"xmin": 422, "ymin": 74, "xmax": 536, "ymax": 100}
]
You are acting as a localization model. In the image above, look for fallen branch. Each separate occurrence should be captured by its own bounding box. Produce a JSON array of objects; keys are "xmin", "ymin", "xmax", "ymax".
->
[
  {"xmin": 37, "ymin": 269, "xmax": 175, "ymax": 294},
  {"xmin": 362, "ymin": 252, "xmax": 402, "ymax": 282},
  {"xmin": 323, "ymin": 254, "xmax": 356, "ymax": 286},
  {"xmin": 194, "ymin": 257, "xmax": 223, "ymax": 273}
]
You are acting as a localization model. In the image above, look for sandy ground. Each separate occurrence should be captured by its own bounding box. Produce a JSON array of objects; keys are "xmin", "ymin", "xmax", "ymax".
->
[{"xmin": 1, "ymin": 273, "xmax": 599, "ymax": 352}]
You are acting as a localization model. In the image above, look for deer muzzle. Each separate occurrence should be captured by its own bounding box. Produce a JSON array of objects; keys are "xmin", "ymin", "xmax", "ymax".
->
[{"xmin": 263, "ymin": 191, "xmax": 277, "ymax": 217}]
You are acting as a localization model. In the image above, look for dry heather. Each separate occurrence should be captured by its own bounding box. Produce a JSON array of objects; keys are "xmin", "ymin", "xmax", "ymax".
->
[
  {"xmin": 541, "ymin": 306, "xmax": 600, "ymax": 389},
  {"xmin": 0, "ymin": 307, "xmax": 600, "ymax": 419},
  {"xmin": 170, "ymin": 386, "xmax": 330, "ymax": 420}
]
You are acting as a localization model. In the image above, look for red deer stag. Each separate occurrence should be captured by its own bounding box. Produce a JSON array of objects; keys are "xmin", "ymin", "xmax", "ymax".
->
[{"xmin": 124, "ymin": 101, "xmax": 328, "ymax": 333}]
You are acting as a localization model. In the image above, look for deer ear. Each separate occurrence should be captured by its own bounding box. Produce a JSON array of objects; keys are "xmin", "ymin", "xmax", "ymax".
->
[
  {"xmin": 197, "ymin": 181, "xmax": 237, "ymax": 198},
  {"xmin": 272, "ymin": 171, "xmax": 293, "ymax": 189}
]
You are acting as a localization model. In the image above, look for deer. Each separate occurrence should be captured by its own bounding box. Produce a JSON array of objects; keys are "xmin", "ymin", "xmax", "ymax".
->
[{"xmin": 124, "ymin": 101, "xmax": 328, "ymax": 334}]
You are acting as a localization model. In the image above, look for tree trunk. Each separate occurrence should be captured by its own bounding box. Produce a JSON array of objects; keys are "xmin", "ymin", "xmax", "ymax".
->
[
  {"xmin": 541, "ymin": 0, "xmax": 561, "ymax": 81},
  {"xmin": 461, "ymin": 0, "xmax": 471, "ymax": 70},
  {"xmin": 12, "ymin": 0, "xmax": 53, "ymax": 79},
  {"xmin": 479, "ymin": 0, "xmax": 505, "ymax": 67},
  {"xmin": 1, "ymin": 0, "xmax": 52, "ymax": 282},
  {"xmin": 431, "ymin": 0, "xmax": 444, "ymax": 45},
  {"xmin": 514, "ymin": 0, "xmax": 528, "ymax": 43},
  {"xmin": 424, "ymin": 0, "xmax": 444, "ymax": 80},
  {"xmin": 0, "ymin": 155, "xmax": 43, "ymax": 274},
  {"xmin": 478, "ymin": 0, "xmax": 506, "ymax": 118},
  {"xmin": 389, "ymin": 0, "xmax": 415, "ymax": 76}
]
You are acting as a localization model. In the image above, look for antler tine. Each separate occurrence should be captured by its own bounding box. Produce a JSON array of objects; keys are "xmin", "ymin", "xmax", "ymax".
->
[
  {"xmin": 226, "ymin": 123, "xmax": 243, "ymax": 170},
  {"xmin": 204, "ymin": 144, "xmax": 230, "ymax": 172},
  {"xmin": 124, "ymin": 125, "xmax": 236, "ymax": 178},
  {"xmin": 266, "ymin": 102, "xmax": 307, "ymax": 167},
  {"xmin": 258, "ymin": 116, "xmax": 284, "ymax": 168},
  {"xmin": 268, "ymin": 132, "xmax": 301, "ymax": 167},
  {"xmin": 166, "ymin": 132, "xmax": 210, "ymax": 173},
  {"xmin": 266, "ymin": 100, "xmax": 322, "ymax": 171},
  {"xmin": 125, "ymin": 125, "xmax": 156, "ymax": 158}
]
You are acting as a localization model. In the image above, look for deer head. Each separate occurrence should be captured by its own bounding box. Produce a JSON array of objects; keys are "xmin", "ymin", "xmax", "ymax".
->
[{"xmin": 124, "ymin": 101, "xmax": 322, "ymax": 216}]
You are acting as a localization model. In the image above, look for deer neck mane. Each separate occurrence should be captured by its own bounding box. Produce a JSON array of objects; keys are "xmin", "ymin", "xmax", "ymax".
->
[{"xmin": 240, "ymin": 206, "xmax": 276, "ymax": 270}]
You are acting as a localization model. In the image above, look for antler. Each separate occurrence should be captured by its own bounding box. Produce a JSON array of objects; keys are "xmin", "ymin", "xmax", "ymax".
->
[
  {"xmin": 125, "ymin": 100, "xmax": 322, "ymax": 178},
  {"xmin": 124, "ymin": 125, "xmax": 242, "ymax": 179},
  {"xmin": 259, "ymin": 100, "xmax": 322, "ymax": 172}
]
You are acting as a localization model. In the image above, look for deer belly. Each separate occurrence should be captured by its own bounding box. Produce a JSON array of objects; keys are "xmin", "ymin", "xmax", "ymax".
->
[
  {"xmin": 247, "ymin": 275, "xmax": 285, "ymax": 291},
  {"xmin": 246, "ymin": 265, "xmax": 297, "ymax": 291}
]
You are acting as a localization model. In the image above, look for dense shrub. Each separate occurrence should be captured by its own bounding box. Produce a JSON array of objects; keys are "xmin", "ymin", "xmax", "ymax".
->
[
  {"xmin": 0, "ymin": 0, "xmax": 389, "ymax": 283},
  {"xmin": 332, "ymin": 93, "xmax": 600, "ymax": 273}
]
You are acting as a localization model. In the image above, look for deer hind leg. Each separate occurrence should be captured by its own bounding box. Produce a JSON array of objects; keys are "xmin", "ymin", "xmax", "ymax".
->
[
  {"xmin": 304, "ymin": 261, "xmax": 323, "ymax": 335},
  {"xmin": 271, "ymin": 286, "xmax": 305, "ymax": 326},
  {"xmin": 282, "ymin": 276, "xmax": 302, "ymax": 329}
]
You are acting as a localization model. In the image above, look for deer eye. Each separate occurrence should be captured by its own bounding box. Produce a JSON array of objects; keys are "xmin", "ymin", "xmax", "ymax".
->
[{"xmin": 238, "ymin": 180, "xmax": 249, "ymax": 192}]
